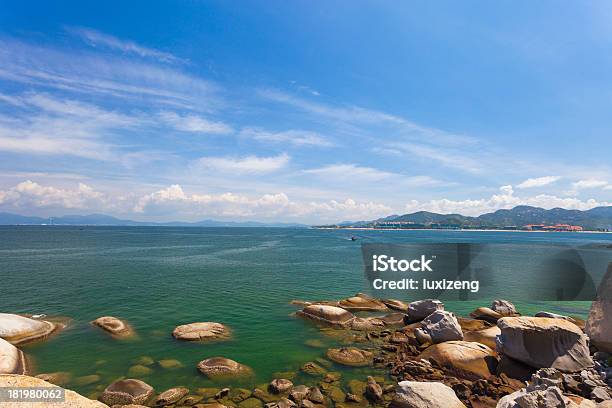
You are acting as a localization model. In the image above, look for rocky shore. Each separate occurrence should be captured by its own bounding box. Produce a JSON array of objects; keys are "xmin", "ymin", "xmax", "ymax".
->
[{"xmin": 1, "ymin": 273, "xmax": 611, "ymax": 407}]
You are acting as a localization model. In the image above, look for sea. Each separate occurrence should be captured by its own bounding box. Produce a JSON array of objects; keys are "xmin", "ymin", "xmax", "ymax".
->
[{"xmin": 0, "ymin": 226, "xmax": 610, "ymax": 396}]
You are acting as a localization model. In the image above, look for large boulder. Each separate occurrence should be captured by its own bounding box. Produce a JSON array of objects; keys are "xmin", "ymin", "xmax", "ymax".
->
[
  {"xmin": 197, "ymin": 357, "xmax": 253, "ymax": 380},
  {"xmin": 383, "ymin": 299, "xmax": 409, "ymax": 312},
  {"xmin": 419, "ymin": 341, "xmax": 498, "ymax": 380},
  {"xmin": 0, "ymin": 337, "xmax": 26, "ymax": 374},
  {"xmin": 464, "ymin": 325, "xmax": 501, "ymax": 349},
  {"xmin": 92, "ymin": 316, "xmax": 133, "ymax": 337},
  {"xmin": 326, "ymin": 347, "xmax": 373, "ymax": 366},
  {"xmin": 173, "ymin": 322, "xmax": 231, "ymax": 341},
  {"xmin": 0, "ymin": 313, "xmax": 57, "ymax": 345},
  {"xmin": 349, "ymin": 317, "xmax": 386, "ymax": 331},
  {"xmin": 338, "ymin": 293, "xmax": 388, "ymax": 312},
  {"xmin": 491, "ymin": 299, "xmax": 519, "ymax": 316},
  {"xmin": 99, "ymin": 378, "xmax": 154, "ymax": 406},
  {"xmin": 585, "ymin": 263, "xmax": 612, "ymax": 353},
  {"xmin": 0, "ymin": 374, "xmax": 108, "ymax": 407},
  {"xmin": 405, "ymin": 299, "xmax": 444, "ymax": 323},
  {"xmin": 390, "ymin": 381, "xmax": 466, "ymax": 408},
  {"xmin": 415, "ymin": 310, "xmax": 463, "ymax": 344},
  {"xmin": 469, "ymin": 307, "xmax": 503, "ymax": 324},
  {"xmin": 496, "ymin": 316, "xmax": 593, "ymax": 372},
  {"xmin": 497, "ymin": 386, "xmax": 573, "ymax": 408},
  {"xmin": 297, "ymin": 305, "xmax": 355, "ymax": 326}
]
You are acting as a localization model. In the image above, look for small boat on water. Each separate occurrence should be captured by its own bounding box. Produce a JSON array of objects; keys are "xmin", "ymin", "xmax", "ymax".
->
[{"xmin": 350, "ymin": 236, "xmax": 358, "ymax": 241}]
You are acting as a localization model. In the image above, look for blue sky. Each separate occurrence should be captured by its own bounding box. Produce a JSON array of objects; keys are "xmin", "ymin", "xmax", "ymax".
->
[{"xmin": 0, "ymin": 1, "xmax": 610, "ymax": 222}]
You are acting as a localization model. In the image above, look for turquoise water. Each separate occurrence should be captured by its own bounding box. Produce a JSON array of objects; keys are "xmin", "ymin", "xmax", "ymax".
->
[{"xmin": 0, "ymin": 226, "xmax": 610, "ymax": 396}]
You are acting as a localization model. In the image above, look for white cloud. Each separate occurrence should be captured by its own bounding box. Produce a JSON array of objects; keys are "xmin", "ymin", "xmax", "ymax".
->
[
  {"xmin": 239, "ymin": 127, "xmax": 333, "ymax": 147},
  {"xmin": 0, "ymin": 180, "xmax": 108, "ymax": 210},
  {"xmin": 516, "ymin": 176, "xmax": 561, "ymax": 189},
  {"xmin": 572, "ymin": 179, "xmax": 609, "ymax": 190},
  {"xmin": 194, "ymin": 153, "xmax": 290, "ymax": 174},
  {"xmin": 159, "ymin": 111, "xmax": 233, "ymax": 134},
  {"xmin": 404, "ymin": 185, "xmax": 610, "ymax": 216},
  {"xmin": 67, "ymin": 26, "xmax": 181, "ymax": 63}
]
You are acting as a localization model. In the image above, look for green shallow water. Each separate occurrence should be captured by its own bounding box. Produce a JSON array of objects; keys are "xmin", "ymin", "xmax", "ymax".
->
[{"xmin": 0, "ymin": 226, "xmax": 609, "ymax": 396}]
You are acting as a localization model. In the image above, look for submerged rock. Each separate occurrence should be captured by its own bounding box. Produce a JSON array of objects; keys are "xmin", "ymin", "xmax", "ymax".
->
[
  {"xmin": 496, "ymin": 316, "xmax": 593, "ymax": 372},
  {"xmin": 0, "ymin": 313, "xmax": 57, "ymax": 344},
  {"xmin": 173, "ymin": 322, "xmax": 231, "ymax": 341},
  {"xmin": 0, "ymin": 374, "xmax": 108, "ymax": 407},
  {"xmin": 338, "ymin": 293, "xmax": 388, "ymax": 312},
  {"xmin": 155, "ymin": 387, "xmax": 189, "ymax": 405},
  {"xmin": 92, "ymin": 316, "xmax": 133, "ymax": 337},
  {"xmin": 0, "ymin": 337, "xmax": 26, "ymax": 374},
  {"xmin": 297, "ymin": 305, "xmax": 355, "ymax": 326},
  {"xmin": 419, "ymin": 340, "xmax": 498, "ymax": 380},
  {"xmin": 269, "ymin": 378, "xmax": 293, "ymax": 394},
  {"xmin": 350, "ymin": 317, "xmax": 386, "ymax": 331},
  {"xmin": 585, "ymin": 264, "xmax": 612, "ymax": 353},
  {"xmin": 415, "ymin": 310, "xmax": 463, "ymax": 344},
  {"xmin": 300, "ymin": 362, "xmax": 327, "ymax": 377},
  {"xmin": 390, "ymin": 381, "xmax": 466, "ymax": 408},
  {"xmin": 326, "ymin": 347, "xmax": 373, "ymax": 366},
  {"xmin": 404, "ymin": 299, "xmax": 444, "ymax": 323},
  {"xmin": 197, "ymin": 357, "xmax": 253, "ymax": 380},
  {"xmin": 35, "ymin": 371, "xmax": 71, "ymax": 387},
  {"xmin": 99, "ymin": 378, "xmax": 154, "ymax": 406},
  {"xmin": 157, "ymin": 359, "xmax": 183, "ymax": 369}
]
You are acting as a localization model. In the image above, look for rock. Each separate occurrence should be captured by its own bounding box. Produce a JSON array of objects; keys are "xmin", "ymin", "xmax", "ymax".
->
[
  {"xmin": 349, "ymin": 317, "xmax": 386, "ymax": 331},
  {"xmin": 591, "ymin": 387, "xmax": 611, "ymax": 402},
  {"xmin": 266, "ymin": 397, "xmax": 296, "ymax": 408},
  {"xmin": 419, "ymin": 341, "xmax": 498, "ymax": 380},
  {"xmin": 496, "ymin": 355, "xmax": 536, "ymax": 382},
  {"xmin": 300, "ymin": 362, "xmax": 327, "ymax": 376},
  {"xmin": 99, "ymin": 378, "xmax": 154, "ymax": 406},
  {"xmin": 457, "ymin": 317, "xmax": 491, "ymax": 332},
  {"xmin": 338, "ymin": 293, "xmax": 388, "ymax": 312},
  {"xmin": 127, "ymin": 364, "xmax": 152, "ymax": 377},
  {"xmin": 158, "ymin": 359, "xmax": 183, "ymax": 369},
  {"xmin": 304, "ymin": 339, "xmax": 326, "ymax": 348},
  {"xmin": 497, "ymin": 386, "xmax": 574, "ymax": 408},
  {"xmin": 464, "ymin": 325, "xmax": 501, "ymax": 349},
  {"xmin": 347, "ymin": 379, "xmax": 367, "ymax": 396},
  {"xmin": 415, "ymin": 310, "xmax": 463, "ymax": 344},
  {"xmin": 173, "ymin": 322, "xmax": 231, "ymax": 341},
  {"xmin": 0, "ymin": 374, "xmax": 108, "ymax": 407},
  {"xmin": 0, "ymin": 313, "xmax": 57, "ymax": 344},
  {"xmin": 35, "ymin": 371, "xmax": 71, "ymax": 386},
  {"xmin": 585, "ymin": 264, "xmax": 612, "ymax": 353},
  {"xmin": 74, "ymin": 374, "xmax": 101, "ymax": 386},
  {"xmin": 239, "ymin": 397, "xmax": 263, "ymax": 408},
  {"xmin": 229, "ymin": 388, "xmax": 252, "ymax": 403},
  {"xmin": 91, "ymin": 316, "xmax": 133, "ymax": 337},
  {"xmin": 325, "ymin": 386, "xmax": 346, "ymax": 403},
  {"xmin": 197, "ymin": 357, "xmax": 253, "ymax": 380},
  {"xmin": 156, "ymin": 387, "xmax": 189, "ymax": 405},
  {"xmin": 326, "ymin": 348, "xmax": 373, "ymax": 366},
  {"xmin": 390, "ymin": 381, "xmax": 466, "ymax": 408},
  {"xmin": 297, "ymin": 305, "xmax": 355, "ymax": 326},
  {"xmin": 383, "ymin": 299, "xmax": 409, "ymax": 312},
  {"xmin": 133, "ymin": 356, "xmax": 154, "ymax": 366},
  {"xmin": 469, "ymin": 307, "xmax": 503, "ymax": 324},
  {"xmin": 365, "ymin": 377, "xmax": 383, "ymax": 403},
  {"xmin": 269, "ymin": 378, "xmax": 293, "ymax": 394},
  {"xmin": 180, "ymin": 394, "xmax": 203, "ymax": 405},
  {"xmin": 252, "ymin": 388, "xmax": 276, "ymax": 403},
  {"xmin": 202, "ymin": 404, "xmax": 230, "ymax": 408},
  {"xmin": 497, "ymin": 316, "xmax": 594, "ymax": 372},
  {"xmin": 0, "ymin": 337, "xmax": 26, "ymax": 374},
  {"xmin": 381, "ymin": 312, "xmax": 407, "ymax": 327},
  {"xmin": 404, "ymin": 299, "xmax": 444, "ymax": 323},
  {"xmin": 308, "ymin": 387, "xmax": 325, "ymax": 404},
  {"xmin": 289, "ymin": 385, "xmax": 310, "ymax": 402},
  {"xmin": 491, "ymin": 300, "xmax": 518, "ymax": 316}
]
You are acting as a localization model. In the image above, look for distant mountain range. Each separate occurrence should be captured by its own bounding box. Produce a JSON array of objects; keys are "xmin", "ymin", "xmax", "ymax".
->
[
  {"xmin": 0, "ymin": 213, "xmax": 307, "ymax": 228},
  {"xmin": 336, "ymin": 205, "xmax": 612, "ymax": 230}
]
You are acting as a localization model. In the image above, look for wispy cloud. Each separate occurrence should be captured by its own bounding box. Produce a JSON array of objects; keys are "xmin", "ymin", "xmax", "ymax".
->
[
  {"xmin": 516, "ymin": 176, "xmax": 561, "ymax": 189},
  {"xmin": 194, "ymin": 153, "xmax": 290, "ymax": 174},
  {"xmin": 159, "ymin": 111, "xmax": 233, "ymax": 134},
  {"xmin": 572, "ymin": 179, "xmax": 609, "ymax": 190},
  {"xmin": 239, "ymin": 127, "xmax": 333, "ymax": 147},
  {"xmin": 66, "ymin": 26, "xmax": 182, "ymax": 63}
]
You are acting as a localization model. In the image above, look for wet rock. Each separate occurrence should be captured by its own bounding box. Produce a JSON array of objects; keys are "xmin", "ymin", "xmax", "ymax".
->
[
  {"xmin": 289, "ymin": 385, "xmax": 310, "ymax": 402},
  {"xmin": 180, "ymin": 394, "xmax": 203, "ymax": 405},
  {"xmin": 349, "ymin": 317, "xmax": 386, "ymax": 331},
  {"xmin": 338, "ymin": 293, "xmax": 388, "ymax": 312},
  {"xmin": 404, "ymin": 299, "xmax": 444, "ymax": 323},
  {"xmin": 173, "ymin": 322, "xmax": 231, "ymax": 341},
  {"xmin": 155, "ymin": 387, "xmax": 189, "ymax": 405},
  {"xmin": 325, "ymin": 386, "xmax": 346, "ymax": 403},
  {"xmin": 585, "ymin": 264, "xmax": 612, "ymax": 353},
  {"xmin": 464, "ymin": 325, "xmax": 501, "ymax": 349},
  {"xmin": 230, "ymin": 388, "xmax": 253, "ymax": 402},
  {"xmin": 0, "ymin": 374, "xmax": 108, "ymax": 407},
  {"xmin": 497, "ymin": 316, "xmax": 593, "ymax": 372},
  {"xmin": 365, "ymin": 376, "xmax": 383, "ymax": 403},
  {"xmin": 383, "ymin": 299, "xmax": 409, "ymax": 312},
  {"xmin": 345, "ymin": 393, "xmax": 362, "ymax": 403},
  {"xmin": 99, "ymin": 378, "xmax": 154, "ymax": 406},
  {"xmin": 415, "ymin": 310, "xmax": 463, "ymax": 344},
  {"xmin": 391, "ymin": 381, "xmax": 466, "ymax": 408},
  {"xmin": 197, "ymin": 357, "xmax": 254, "ymax": 380},
  {"xmin": 195, "ymin": 387, "xmax": 221, "ymax": 399},
  {"xmin": 297, "ymin": 305, "xmax": 355, "ymax": 326},
  {"xmin": 326, "ymin": 348, "xmax": 373, "ymax": 367},
  {"xmin": 35, "ymin": 371, "xmax": 71, "ymax": 386},
  {"xmin": 133, "ymin": 356, "xmax": 154, "ymax": 366},
  {"xmin": 127, "ymin": 364, "xmax": 153, "ymax": 377},
  {"xmin": 300, "ymin": 362, "xmax": 327, "ymax": 376},
  {"xmin": 269, "ymin": 379, "xmax": 293, "ymax": 394},
  {"xmin": 491, "ymin": 299, "xmax": 518, "ymax": 316},
  {"xmin": 252, "ymin": 388, "xmax": 276, "ymax": 403},
  {"xmin": 239, "ymin": 397, "xmax": 264, "ymax": 408},
  {"xmin": 92, "ymin": 316, "xmax": 133, "ymax": 337},
  {"xmin": 0, "ymin": 313, "xmax": 57, "ymax": 345},
  {"xmin": 469, "ymin": 307, "xmax": 503, "ymax": 324},
  {"xmin": 381, "ymin": 312, "xmax": 407, "ymax": 327},
  {"xmin": 419, "ymin": 341, "xmax": 498, "ymax": 380},
  {"xmin": 158, "ymin": 359, "xmax": 183, "ymax": 369},
  {"xmin": 308, "ymin": 387, "xmax": 325, "ymax": 404},
  {"xmin": 202, "ymin": 403, "xmax": 230, "ymax": 408},
  {"xmin": 266, "ymin": 397, "xmax": 296, "ymax": 408},
  {"xmin": 0, "ymin": 337, "xmax": 26, "ymax": 374}
]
